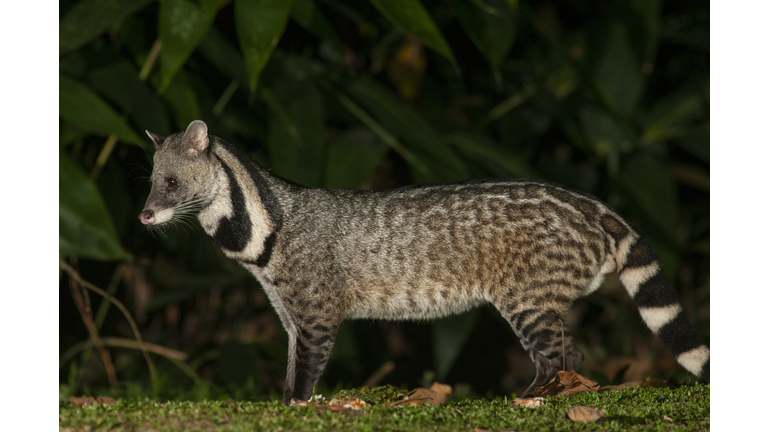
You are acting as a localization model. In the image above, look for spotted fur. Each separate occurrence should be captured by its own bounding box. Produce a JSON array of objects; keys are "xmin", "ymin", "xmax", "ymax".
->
[{"xmin": 140, "ymin": 121, "xmax": 710, "ymax": 404}]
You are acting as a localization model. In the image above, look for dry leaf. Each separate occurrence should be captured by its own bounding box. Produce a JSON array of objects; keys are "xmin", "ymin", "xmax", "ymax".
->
[
  {"xmin": 322, "ymin": 405, "xmax": 351, "ymax": 412},
  {"xmin": 533, "ymin": 371, "xmax": 600, "ymax": 397},
  {"xmin": 663, "ymin": 415, "xmax": 673, "ymax": 422},
  {"xmin": 404, "ymin": 382, "xmax": 453, "ymax": 405},
  {"xmin": 428, "ymin": 382, "xmax": 453, "ymax": 404},
  {"xmin": 388, "ymin": 397, "xmax": 433, "ymax": 407},
  {"xmin": 290, "ymin": 398, "xmax": 310, "ymax": 407},
  {"xmin": 68, "ymin": 396, "xmax": 117, "ymax": 407},
  {"xmin": 512, "ymin": 397, "xmax": 546, "ymax": 408},
  {"xmin": 69, "ymin": 396, "xmax": 97, "ymax": 407},
  {"xmin": 565, "ymin": 406, "xmax": 606, "ymax": 423},
  {"xmin": 603, "ymin": 356, "xmax": 652, "ymax": 382}
]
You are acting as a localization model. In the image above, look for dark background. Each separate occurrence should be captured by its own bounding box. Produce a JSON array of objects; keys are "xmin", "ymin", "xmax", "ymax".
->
[{"xmin": 59, "ymin": 0, "xmax": 709, "ymax": 401}]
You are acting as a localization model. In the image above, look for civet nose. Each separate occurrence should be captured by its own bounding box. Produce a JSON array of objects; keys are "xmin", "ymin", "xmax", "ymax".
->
[{"xmin": 139, "ymin": 209, "xmax": 156, "ymax": 225}]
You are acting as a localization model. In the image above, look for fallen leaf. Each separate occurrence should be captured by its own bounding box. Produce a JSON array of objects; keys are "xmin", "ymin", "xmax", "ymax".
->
[
  {"xmin": 603, "ymin": 356, "xmax": 653, "ymax": 382},
  {"xmin": 402, "ymin": 382, "xmax": 453, "ymax": 405},
  {"xmin": 533, "ymin": 371, "xmax": 600, "ymax": 397},
  {"xmin": 323, "ymin": 405, "xmax": 351, "ymax": 411},
  {"xmin": 96, "ymin": 396, "xmax": 118, "ymax": 405},
  {"xmin": 69, "ymin": 396, "xmax": 96, "ymax": 407},
  {"xmin": 565, "ymin": 406, "xmax": 606, "ymax": 423},
  {"xmin": 512, "ymin": 397, "xmax": 546, "ymax": 408},
  {"xmin": 430, "ymin": 382, "xmax": 453, "ymax": 400},
  {"xmin": 290, "ymin": 398, "xmax": 310, "ymax": 407},
  {"xmin": 663, "ymin": 415, "xmax": 673, "ymax": 422}
]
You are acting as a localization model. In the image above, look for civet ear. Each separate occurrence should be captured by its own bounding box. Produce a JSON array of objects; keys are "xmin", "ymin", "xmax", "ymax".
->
[
  {"xmin": 181, "ymin": 120, "xmax": 210, "ymax": 158},
  {"xmin": 145, "ymin": 130, "xmax": 166, "ymax": 149}
]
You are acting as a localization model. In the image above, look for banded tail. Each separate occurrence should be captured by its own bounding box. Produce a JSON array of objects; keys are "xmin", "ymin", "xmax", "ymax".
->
[{"xmin": 610, "ymin": 222, "xmax": 710, "ymax": 381}]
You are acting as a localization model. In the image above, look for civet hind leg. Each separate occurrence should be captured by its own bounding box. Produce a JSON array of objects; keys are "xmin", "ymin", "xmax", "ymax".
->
[{"xmin": 493, "ymin": 289, "xmax": 584, "ymax": 398}]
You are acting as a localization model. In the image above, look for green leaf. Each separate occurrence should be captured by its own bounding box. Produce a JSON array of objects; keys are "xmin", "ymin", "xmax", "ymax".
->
[
  {"xmin": 451, "ymin": 0, "xmax": 515, "ymax": 79},
  {"xmin": 444, "ymin": 132, "xmax": 538, "ymax": 179},
  {"xmin": 592, "ymin": 21, "xmax": 645, "ymax": 115},
  {"xmin": 198, "ymin": 28, "xmax": 251, "ymax": 85},
  {"xmin": 323, "ymin": 129, "xmax": 388, "ymax": 189},
  {"xmin": 59, "ymin": 0, "xmax": 154, "ymax": 54},
  {"xmin": 158, "ymin": 0, "xmax": 221, "ymax": 92},
  {"xmin": 432, "ymin": 310, "xmax": 478, "ymax": 381},
  {"xmin": 88, "ymin": 59, "xmax": 172, "ymax": 135},
  {"xmin": 641, "ymin": 86, "xmax": 704, "ymax": 145},
  {"xmin": 368, "ymin": 0, "xmax": 456, "ymax": 64},
  {"xmin": 263, "ymin": 83, "xmax": 325, "ymax": 187},
  {"xmin": 235, "ymin": 0, "xmax": 294, "ymax": 92},
  {"xmin": 346, "ymin": 77, "xmax": 470, "ymax": 182},
  {"xmin": 333, "ymin": 90, "xmax": 431, "ymax": 178},
  {"xmin": 273, "ymin": 50, "xmax": 329, "ymax": 81},
  {"xmin": 59, "ymin": 75, "xmax": 144, "ymax": 147},
  {"xmin": 580, "ymin": 106, "xmax": 631, "ymax": 160},
  {"xmin": 151, "ymin": 70, "xmax": 202, "ymax": 130},
  {"xmin": 59, "ymin": 155, "xmax": 133, "ymax": 261}
]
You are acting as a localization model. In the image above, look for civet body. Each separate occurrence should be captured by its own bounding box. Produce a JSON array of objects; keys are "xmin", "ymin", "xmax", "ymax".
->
[{"xmin": 140, "ymin": 121, "xmax": 710, "ymax": 404}]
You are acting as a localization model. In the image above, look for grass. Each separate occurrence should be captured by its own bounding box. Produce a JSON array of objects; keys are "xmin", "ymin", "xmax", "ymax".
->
[{"xmin": 59, "ymin": 383, "xmax": 709, "ymax": 431}]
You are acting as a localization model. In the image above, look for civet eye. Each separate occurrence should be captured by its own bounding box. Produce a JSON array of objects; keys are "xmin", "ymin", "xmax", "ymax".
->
[{"xmin": 166, "ymin": 177, "xmax": 179, "ymax": 191}]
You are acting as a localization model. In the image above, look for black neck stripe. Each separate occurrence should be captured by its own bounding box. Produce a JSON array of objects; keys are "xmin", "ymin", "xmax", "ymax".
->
[{"xmin": 212, "ymin": 154, "xmax": 251, "ymax": 252}]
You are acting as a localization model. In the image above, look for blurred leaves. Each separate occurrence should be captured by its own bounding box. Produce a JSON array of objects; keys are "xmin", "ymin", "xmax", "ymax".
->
[
  {"xmin": 323, "ymin": 128, "xmax": 388, "ymax": 189},
  {"xmin": 592, "ymin": 21, "xmax": 645, "ymax": 116},
  {"xmin": 346, "ymin": 77, "xmax": 470, "ymax": 181},
  {"xmin": 59, "ymin": 155, "xmax": 132, "ymax": 261},
  {"xmin": 159, "ymin": 0, "xmax": 221, "ymax": 93},
  {"xmin": 445, "ymin": 132, "xmax": 538, "ymax": 179},
  {"xmin": 59, "ymin": 75, "xmax": 144, "ymax": 147},
  {"xmin": 59, "ymin": 0, "xmax": 154, "ymax": 54},
  {"xmin": 368, "ymin": 0, "xmax": 456, "ymax": 65},
  {"xmin": 452, "ymin": 0, "xmax": 516, "ymax": 85},
  {"xmin": 235, "ymin": 0, "xmax": 294, "ymax": 92},
  {"xmin": 88, "ymin": 59, "xmax": 171, "ymax": 135},
  {"xmin": 198, "ymin": 28, "xmax": 250, "ymax": 86},
  {"xmin": 263, "ymin": 81, "xmax": 325, "ymax": 186}
]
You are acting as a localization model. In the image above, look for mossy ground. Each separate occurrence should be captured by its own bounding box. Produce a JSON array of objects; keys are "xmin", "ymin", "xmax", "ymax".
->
[{"xmin": 59, "ymin": 384, "xmax": 709, "ymax": 431}]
